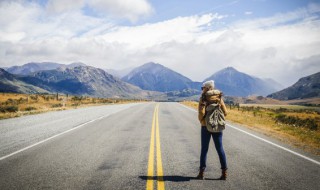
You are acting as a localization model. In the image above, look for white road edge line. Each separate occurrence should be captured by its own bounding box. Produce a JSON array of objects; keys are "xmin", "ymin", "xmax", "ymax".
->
[
  {"xmin": 0, "ymin": 114, "xmax": 109, "ymax": 161},
  {"xmin": 179, "ymin": 103, "xmax": 320, "ymax": 166}
]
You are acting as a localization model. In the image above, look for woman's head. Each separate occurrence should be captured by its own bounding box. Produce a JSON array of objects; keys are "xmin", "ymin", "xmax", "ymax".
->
[{"xmin": 201, "ymin": 80, "xmax": 215, "ymax": 91}]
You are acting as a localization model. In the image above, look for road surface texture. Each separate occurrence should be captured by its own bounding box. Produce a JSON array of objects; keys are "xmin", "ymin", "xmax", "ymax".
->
[{"xmin": 0, "ymin": 102, "xmax": 319, "ymax": 190}]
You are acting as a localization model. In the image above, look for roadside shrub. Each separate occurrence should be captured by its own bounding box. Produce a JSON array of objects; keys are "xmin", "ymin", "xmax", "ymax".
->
[
  {"xmin": 305, "ymin": 118, "xmax": 318, "ymax": 130},
  {"xmin": 275, "ymin": 114, "xmax": 286, "ymax": 121},
  {"xmin": 275, "ymin": 114, "xmax": 318, "ymax": 130},
  {"xmin": 30, "ymin": 95, "xmax": 38, "ymax": 101},
  {"xmin": 71, "ymin": 96, "xmax": 83, "ymax": 101},
  {"xmin": 7, "ymin": 106, "xmax": 18, "ymax": 112},
  {"xmin": 275, "ymin": 108, "xmax": 288, "ymax": 113},
  {"xmin": 25, "ymin": 107, "xmax": 37, "ymax": 111},
  {"xmin": 51, "ymin": 103, "xmax": 63, "ymax": 108},
  {"xmin": 17, "ymin": 97, "xmax": 27, "ymax": 104},
  {"xmin": 101, "ymin": 99, "xmax": 113, "ymax": 104},
  {"xmin": 5, "ymin": 98, "xmax": 17, "ymax": 105},
  {"xmin": 42, "ymin": 95, "xmax": 50, "ymax": 101},
  {"xmin": 0, "ymin": 106, "xmax": 18, "ymax": 113}
]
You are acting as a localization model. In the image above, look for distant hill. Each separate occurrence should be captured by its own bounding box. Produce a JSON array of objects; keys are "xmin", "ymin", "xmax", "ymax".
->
[
  {"xmin": 267, "ymin": 72, "xmax": 320, "ymax": 100},
  {"xmin": 122, "ymin": 62, "xmax": 199, "ymax": 92},
  {"xmin": 20, "ymin": 66, "xmax": 153, "ymax": 98},
  {"xmin": 0, "ymin": 68, "xmax": 49, "ymax": 94},
  {"xmin": 204, "ymin": 67, "xmax": 281, "ymax": 97},
  {"xmin": 5, "ymin": 62, "xmax": 87, "ymax": 75},
  {"xmin": 224, "ymin": 95, "xmax": 285, "ymax": 105}
]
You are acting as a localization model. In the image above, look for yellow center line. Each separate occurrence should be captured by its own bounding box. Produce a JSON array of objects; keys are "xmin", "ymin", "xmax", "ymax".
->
[
  {"xmin": 155, "ymin": 104, "xmax": 165, "ymax": 190},
  {"xmin": 146, "ymin": 104, "xmax": 165, "ymax": 190},
  {"xmin": 146, "ymin": 104, "xmax": 156, "ymax": 190}
]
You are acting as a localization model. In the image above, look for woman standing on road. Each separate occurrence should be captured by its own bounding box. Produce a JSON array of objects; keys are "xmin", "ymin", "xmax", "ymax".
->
[{"xmin": 196, "ymin": 80, "xmax": 228, "ymax": 180}]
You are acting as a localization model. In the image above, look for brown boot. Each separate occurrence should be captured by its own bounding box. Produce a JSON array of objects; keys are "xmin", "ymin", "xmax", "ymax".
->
[
  {"xmin": 196, "ymin": 169, "xmax": 205, "ymax": 180},
  {"xmin": 219, "ymin": 169, "xmax": 227, "ymax": 180}
]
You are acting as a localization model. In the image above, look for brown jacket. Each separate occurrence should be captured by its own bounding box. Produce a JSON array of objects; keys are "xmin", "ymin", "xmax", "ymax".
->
[{"xmin": 198, "ymin": 89, "xmax": 228, "ymax": 126}]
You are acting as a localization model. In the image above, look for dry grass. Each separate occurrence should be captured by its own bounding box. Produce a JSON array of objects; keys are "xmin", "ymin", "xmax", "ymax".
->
[
  {"xmin": 181, "ymin": 101, "xmax": 320, "ymax": 156},
  {"xmin": 182, "ymin": 101, "xmax": 198, "ymax": 110},
  {"xmin": 0, "ymin": 93, "xmax": 145, "ymax": 120},
  {"xmin": 240, "ymin": 103, "xmax": 320, "ymax": 110},
  {"xmin": 284, "ymin": 97, "xmax": 320, "ymax": 105}
]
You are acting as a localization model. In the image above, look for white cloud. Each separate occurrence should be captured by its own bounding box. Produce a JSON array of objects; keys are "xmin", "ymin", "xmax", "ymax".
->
[
  {"xmin": 87, "ymin": 0, "xmax": 153, "ymax": 22},
  {"xmin": 234, "ymin": 3, "xmax": 320, "ymax": 29},
  {"xmin": 98, "ymin": 13, "xmax": 223, "ymax": 49},
  {"xmin": 0, "ymin": 1, "xmax": 108, "ymax": 42}
]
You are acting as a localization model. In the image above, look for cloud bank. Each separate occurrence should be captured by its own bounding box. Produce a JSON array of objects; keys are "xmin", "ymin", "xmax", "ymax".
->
[{"xmin": 0, "ymin": 1, "xmax": 320, "ymax": 87}]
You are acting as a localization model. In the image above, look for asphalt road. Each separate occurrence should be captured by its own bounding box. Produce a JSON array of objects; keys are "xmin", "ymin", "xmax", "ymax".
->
[{"xmin": 0, "ymin": 102, "xmax": 319, "ymax": 190}]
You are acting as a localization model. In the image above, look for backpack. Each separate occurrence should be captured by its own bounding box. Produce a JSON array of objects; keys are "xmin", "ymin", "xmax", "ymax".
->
[{"xmin": 204, "ymin": 92, "xmax": 226, "ymax": 133}]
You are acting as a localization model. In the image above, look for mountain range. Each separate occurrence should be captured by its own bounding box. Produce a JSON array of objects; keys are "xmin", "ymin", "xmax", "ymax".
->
[
  {"xmin": 267, "ymin": 72, "xmax": 320, "ymax": 100},
  {"xmin": 204, "ymin": 67, "xmax": 282, "ymax": 97},
  {"xmin": 1, "ymin": 65, "xmax": 160, "ymax": 99},
  {"xmin": 0, "ymin": 68, "xmax": 49, "ymax": 94},
  {"xmin": 5, "ymin": 62, "xmax": 87, "ymax": 75},
  {"xmin": 1, "ymin": 62, "xmax": 319, "ymax": 101},
  {"xmin": 122, "ymin": 62, "xmax": 201, "ymax": 92},
  {"xmin": 122, "ymin": 63, "xmax": 281, "ymax": 97}
]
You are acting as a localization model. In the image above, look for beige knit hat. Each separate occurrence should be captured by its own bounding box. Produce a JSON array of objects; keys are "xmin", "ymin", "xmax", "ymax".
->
[{"xmin": 202, "ymin": 80, "xmax": 215, "ymax": 89}]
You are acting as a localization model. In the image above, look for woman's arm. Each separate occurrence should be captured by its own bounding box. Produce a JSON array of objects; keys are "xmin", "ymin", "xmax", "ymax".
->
[
  {"xmin": 198, "ymin": 97, "xmax": 206, "ymax": 122},
  {"xmin": 220, "ymin": 98, "xmax": 228, "ymax": 116}
]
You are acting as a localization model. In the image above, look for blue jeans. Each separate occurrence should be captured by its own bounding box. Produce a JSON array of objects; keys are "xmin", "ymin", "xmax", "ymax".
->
[{"xmin": 200, "ymin": 126, "xmax": 227, "ymax": 170}]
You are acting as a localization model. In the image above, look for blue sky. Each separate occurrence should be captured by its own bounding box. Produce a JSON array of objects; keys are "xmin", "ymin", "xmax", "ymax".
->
[
  {"xmin": 0, "ymin": 0, "xmax": 320, "ymax": 86},
  {"xmin": 147, "ymin": 0, "xmax": 315, "ymax": 24}
]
